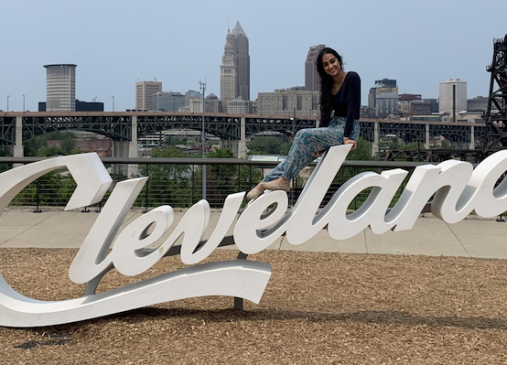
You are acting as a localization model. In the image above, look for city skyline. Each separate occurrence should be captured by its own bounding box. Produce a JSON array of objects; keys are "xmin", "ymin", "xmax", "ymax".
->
[{"xmin": 1, "ymin": 0, "xmax": 507, "ymax": 112}]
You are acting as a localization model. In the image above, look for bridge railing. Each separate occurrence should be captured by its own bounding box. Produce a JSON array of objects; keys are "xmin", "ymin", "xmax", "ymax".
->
[{"xmin": 0, "ymin": 157, "xmax": 430, "ymax": 212}]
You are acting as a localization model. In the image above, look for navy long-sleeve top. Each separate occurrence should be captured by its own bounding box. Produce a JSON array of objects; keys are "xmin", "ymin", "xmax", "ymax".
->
[{"xmin": 321, "ymin": 71, "xmax": 361, "ymax": 138}]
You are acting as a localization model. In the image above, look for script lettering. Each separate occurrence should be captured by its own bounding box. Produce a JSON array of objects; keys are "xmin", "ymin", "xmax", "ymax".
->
[{"xmin": 2, "ymin": 146, "xmax": 507, "ymax": 327}]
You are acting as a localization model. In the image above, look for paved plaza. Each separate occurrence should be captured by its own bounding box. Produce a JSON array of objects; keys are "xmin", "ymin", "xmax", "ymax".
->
[{"xmin": 1, "ymin": 208, "xmax": 507, "ymax": 259}]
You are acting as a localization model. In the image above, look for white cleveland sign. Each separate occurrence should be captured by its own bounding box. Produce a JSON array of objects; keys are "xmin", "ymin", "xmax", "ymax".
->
[{"xmin": 1, "ymin": 144, "xmax": 507, "ymax": 327}]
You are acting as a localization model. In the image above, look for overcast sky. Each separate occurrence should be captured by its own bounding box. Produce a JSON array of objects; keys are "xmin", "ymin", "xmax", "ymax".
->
[{"xmin": 2, "ymin": 0, "xmax": 507, "ymax": 112}]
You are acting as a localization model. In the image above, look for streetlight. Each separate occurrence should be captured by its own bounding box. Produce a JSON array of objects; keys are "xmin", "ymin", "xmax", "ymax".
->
[
  {"xmin": 22, "ymin": 94, "xmax": 25, "ymax": 112},
  {"xmin": 6, "ymin": 95, "xmax": 9, "ymax": 112},
  {"xmin": 111, "ymin": 96, "xmax": 115, "ymax": 112},
  {"xmin": 199, "ymin": 80, "xmax": 206, "ymax": 200}
]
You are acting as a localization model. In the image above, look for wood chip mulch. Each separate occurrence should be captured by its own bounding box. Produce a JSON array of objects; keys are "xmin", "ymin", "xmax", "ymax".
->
[{"xmin": 1, "ymin": 248, "xmax": 507, "ymax": 364}]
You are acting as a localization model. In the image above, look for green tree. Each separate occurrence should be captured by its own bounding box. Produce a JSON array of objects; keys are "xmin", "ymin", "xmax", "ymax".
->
[
  {"xmin": 61, "ymin": 138, "xmax": 76, "ymax": 154},
  {"xmin": 388, "ymin": 137, "xmax": 400, "ymax": 149},
  {"xmin": 11, "ymin": 171, "xmax": 63, "ymax": 207},
  {"xmin": 399, "ymin": 142, "xmax": 421, "ymax": 151},
  {"xmin": 280, "ymin": 140, "xmax": 292, "ymax": 155},
  {"xmin": 0, "ymin": 147, "xmax": 9, "ymax": 173},
  {"xmin": 347, "ymin": 137, "xmax": 373, "ymax": 161},
  {"xmin": 138, "ymin": 147, "xmax": 192, "ymax": 207},
  {"xmin": 193, "ymin": 148, "xmax": 262, "ymax": 207},
  {"xmin": 248, "ymin": 137, "xmax": 283, "ymax": 155},
  {"xmin": 442, "ymin": 140, "xmax": 451, "ymax": 149},
  {"xmin": 164, "ymin": 136, "xmax": 188, "ymax": 146},
  {"xmin": 41, "ymin": 146, "xmax": 61, "ymax": 157},
  {"xmin": 24, "ymin": 131, "xmax": 78, "ymax": 157}
]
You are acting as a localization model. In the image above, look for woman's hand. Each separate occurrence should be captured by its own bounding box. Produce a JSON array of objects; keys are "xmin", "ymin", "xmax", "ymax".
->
[{"xmin": 343, "ymin": 137, "xmax": 357, "ymax": 150}]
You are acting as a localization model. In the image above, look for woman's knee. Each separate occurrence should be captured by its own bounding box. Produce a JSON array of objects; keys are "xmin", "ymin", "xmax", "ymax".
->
[{"xmin": 295, "ymin": 129, "xmax": 311, "ymax": 140}]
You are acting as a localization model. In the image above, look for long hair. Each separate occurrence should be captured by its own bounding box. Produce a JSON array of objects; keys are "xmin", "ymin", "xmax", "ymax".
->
[{"xmin": 316, "ymin": 47, "xmax": 343, "ymax": 125}]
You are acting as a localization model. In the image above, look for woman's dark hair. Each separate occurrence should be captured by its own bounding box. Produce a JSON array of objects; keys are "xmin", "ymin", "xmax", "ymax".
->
[{"xmin": 316, "ymin": 47, "xmax": 343, "ymax": 125}]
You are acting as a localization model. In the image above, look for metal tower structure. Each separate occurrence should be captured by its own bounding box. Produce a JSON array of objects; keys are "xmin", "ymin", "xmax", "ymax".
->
[{"xmin": 483, "ymin": 34, "xmax": 507, "ymax": 153}]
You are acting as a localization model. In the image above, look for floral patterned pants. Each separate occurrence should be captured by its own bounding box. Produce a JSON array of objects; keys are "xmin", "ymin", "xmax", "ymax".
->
[{"xmin": 263, "ymin": 116, "xmax": 360, "ymax": 182}]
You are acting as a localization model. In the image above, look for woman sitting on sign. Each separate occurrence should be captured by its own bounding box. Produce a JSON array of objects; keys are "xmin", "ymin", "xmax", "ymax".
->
[{"xmin": 247, "ymin": 47, "xmax": 361, "ymax": 200}]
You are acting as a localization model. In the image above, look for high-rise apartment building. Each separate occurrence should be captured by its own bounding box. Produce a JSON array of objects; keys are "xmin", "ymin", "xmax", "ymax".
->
[
  {"xmin": 44, "ymin": 64, "xmax": 77, "ymax": 111},
  {"xmin": 439, "ymin": 79, "xmax": 467, "ymax": 120},
  {"xmin": 136, "ymin": 81, "xmax": 162, "ymax": 111},
  {"xmin": 220, "ymin": 21, "xmax": 250, "ymax": 112},
  {"xmin": 305, "ymin": 45, "xmax": 325, "ymax": 91}
]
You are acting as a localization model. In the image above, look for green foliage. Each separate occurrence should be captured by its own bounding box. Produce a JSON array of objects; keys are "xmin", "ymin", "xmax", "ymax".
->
[
  {"xmin": 194, "ymin": 148, "xmax": 262, "ymax": 207},
  {"xmin": 164, "ymin": 136, "xmax": 188, "ymax": 146},
  {"xmin": 10, "ymin": 170, "xmax": 79, "ymax": 207},
  {"xmin": 24, "ymin": 131, "xmax": 78, "ymax": 157},
  {"xmin": 41, "ymin": 147, "xmax": 61, "ymax": 157},
  {"xmin": 138, "ymin": 147, "xmax": 192, "ymax": 207},
  {"xmin": 399, "ymin": 142, "xmax": 422, "ymax": 151},
  {"xmin": 280, "ymin": 141, "xmax": 291, "ymax": 155},
  {"xmin": 248, "ymin": 136, "xmax": 286, "ymax": 155},
  {"xmin": 388, "ymin": 137, "xmax": 400, "ymax": 150},
  {"xmin": 347, "ymin": 137, "xmax": 373, "ymax": 161},
  {"xmin": 0, "ymin": 147, "xmax": 10, "ymax": 172},
  {"xmin": 60, "ymin": 138, "xmax": 76, "ymax": 154}
]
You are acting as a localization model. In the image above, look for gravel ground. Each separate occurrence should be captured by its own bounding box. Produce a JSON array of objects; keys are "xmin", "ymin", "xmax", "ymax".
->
[{"xmin": 1, "ymin": 248, "xmax": 507, "ymax": 364}]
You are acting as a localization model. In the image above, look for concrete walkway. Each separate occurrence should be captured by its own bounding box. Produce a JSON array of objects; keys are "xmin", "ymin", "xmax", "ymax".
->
[{"xmin": 1, "ymin": 209, "xmax": 507, "ymax": 259}]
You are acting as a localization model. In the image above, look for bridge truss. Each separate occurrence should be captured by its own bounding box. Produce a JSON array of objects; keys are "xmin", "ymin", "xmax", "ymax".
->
[
  {"xmin": 0, "ymin": 113, "xmax": 485, "ymax": 154},
  {"xmin": 484, "ymin": 34, "xmax": 507, "ymax": 153}
]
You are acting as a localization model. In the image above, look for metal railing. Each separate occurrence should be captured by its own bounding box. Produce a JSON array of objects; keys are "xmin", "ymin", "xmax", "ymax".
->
[{"xmin": 0, "ymin": 156, "xmax": 431, "ymax": 212}]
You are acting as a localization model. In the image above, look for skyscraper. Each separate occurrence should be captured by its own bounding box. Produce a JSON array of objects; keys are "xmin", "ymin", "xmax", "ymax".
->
[
  {"xmin": 305, "ymin": 45, "xmax": 325, "ymax": 91},
  {"xmin": 232, "ymin": 22, "xmax": 250, "ymax": 101},
  {"xmin": 369, "ymin": 79, "xmax": 399, "ymax": 118},
  {"xmin": 136, "ymin": 81, "xmax": 162, "ymax": 111},
  {"xmin": 220, "ymin": 21, "xmax": 250, "ymax": 112},
  {"xmin": 220, "ymin": 29, "xmax": 237, "ymax": 113},
  {"xmin": 44, "ymin": 64, "xmax": 77, "ymax": 111},
  {"xmin": 439, "ymin": 79, "xmax": 467, "ymax": 120}
]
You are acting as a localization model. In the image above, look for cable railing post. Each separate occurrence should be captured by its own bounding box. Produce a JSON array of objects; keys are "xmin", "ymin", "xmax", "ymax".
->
[
  {"xmin": 293, "ymin": 176, "xmax": 297, "ymax": 206},
  {"xmin": 354, "ymin": 167, "xmax": 357, "ymax": 211},
  {"xmin": 144, "ymin": 164, "xmax": 149, "ymax": 213},
  {"xmin": 238, "ymin": 164, "xmax": 241, "ymax": 192},
  {"xmin": 249, "ymin": 165, "xmax": 252, "ymax": 190},
  {"xmin": 191, "ymin": 164, "xmax": 195, "ymax": 205},
  {"xmin": 33, "ymin": 179, "xmax": 41, "ymax": 213}
]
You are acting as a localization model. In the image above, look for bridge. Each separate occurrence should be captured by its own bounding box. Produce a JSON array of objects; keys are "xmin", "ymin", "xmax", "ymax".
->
[{"xmin": 0, "ymin": 111, "xmax": 484, "ymax": 164}]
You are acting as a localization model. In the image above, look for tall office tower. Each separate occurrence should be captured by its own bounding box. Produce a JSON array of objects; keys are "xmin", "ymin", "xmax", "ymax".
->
[
  {"xmin": 44, "ymin": 64, "xmax": 77, "ymax": 111},
  {"xmin": 136, "ymin": 81, "xmax": 162, "ymax": 111},
  {"xmin": 232, "ymin": 22, "xmax": 250, "ymax": 101},
  {"xmin": 220, "ymin": 29, "xmax": 237, "ymax": 112},
  {"xmin": 220, "ymin": 21, "xmax": 250, "ymax": 112},
  {"xmin": 305, "ymin": 44, "xmax": 325, "ymax": 91},
  {"xmin": 439, "ymin": 79, "xmax": 467, "ymax": 120}
]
